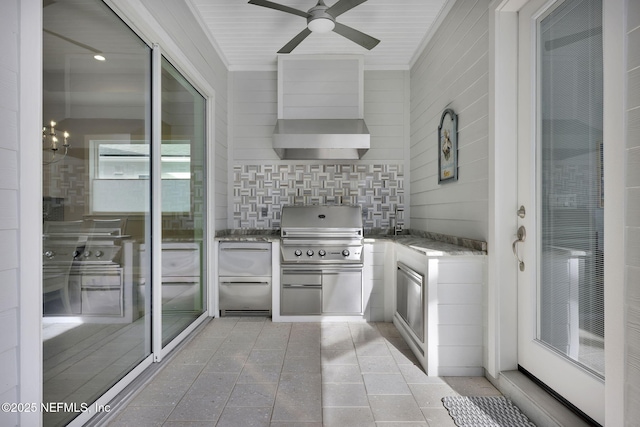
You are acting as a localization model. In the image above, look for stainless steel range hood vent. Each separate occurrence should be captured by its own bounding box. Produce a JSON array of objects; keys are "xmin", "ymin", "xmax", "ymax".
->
[{"xmin": 273, "ymin": 119, "xmax": 370, "ymax": 160}]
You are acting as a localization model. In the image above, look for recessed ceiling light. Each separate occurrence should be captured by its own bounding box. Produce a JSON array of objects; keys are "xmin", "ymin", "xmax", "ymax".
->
[{"xmin": 94, "ymin": 54, "xmax": 106, "ymax": 61}]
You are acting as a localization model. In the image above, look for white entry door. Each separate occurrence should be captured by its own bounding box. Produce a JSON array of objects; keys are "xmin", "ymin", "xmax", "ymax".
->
[{"xmin": 516, "ymin": 0, "xmax": 604, "ymax": 424}]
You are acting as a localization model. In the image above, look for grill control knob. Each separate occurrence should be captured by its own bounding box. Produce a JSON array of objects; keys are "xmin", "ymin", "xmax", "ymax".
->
[
  {"xmin": 307, "ymin": 250, "xmax": 314, "ymax": 257},
  {"xmin": 95, "ymin": 250, "xmax": 104, "ymax": 258},
  {"xmin": 342, "ymin": 249, "xmax": 350, "ymax": 257},
  {"xmin": 44, "ymin": 250, "xmax": 55, "ymax": 259},
  {"xmin": 318, "ymin": 250, "xmax": 326, "ymax": 257},
  {"xmin": 83, "ymin": 250, "xmax": 92, "ymax": 258},
  {"xmin": 294, "ymin": 250, "xmax": 302, "ymax": 257},
  {"xmin": 73, "ymin": 250, "xmax": 81, "ymax": 258}
]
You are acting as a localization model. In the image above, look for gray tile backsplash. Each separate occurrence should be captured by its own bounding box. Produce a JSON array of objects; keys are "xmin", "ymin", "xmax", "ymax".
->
[{"xmin": 233, "ymin": 163, "xmax": 404, "ymax": 231}]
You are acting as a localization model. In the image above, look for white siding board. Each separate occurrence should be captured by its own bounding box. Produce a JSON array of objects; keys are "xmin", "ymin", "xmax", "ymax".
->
[
  {"xmin": 439, "ymin": 304, "xmax": 483, "ymax": 325},
  {"xmin": 286, "ymin": 81, "xmax": 358, "ymax": 94},
  {"xmin": 0, "ymin": 108, "xmax": 17, "ymax": 151},
  {"xmin": 0, "ymin": 149, "xmax": 18, "ymax": 191},
  {"xmin": 628, "ymin": 147, "xmax": 640, "ymax": 187},
  {"xmin": 0, "ymin": 309, "xmax": 17, "ymax": 355},
  {"xmin": 366, "ymin": 124, "xmax": 405, "ymax": 138},
  {"xmin": 0, "ymin": 271, "xmax": 17, "ymax": 313},
  {"xmin": 0, "ymin": 388, "xmax": 17, "ymax": 426},
  {"xmin": 439, "ymin": 325, "xmax": 483, "ymax": 346},
  {"xmin": 410, "ymin": 0, "xmax": 489, "ymax": 241},
  {"xmin": 282, "ymin": 106, "xmax": 358, "ymax": 119},
  {"xmin": 365, "ymin": 113, "xmax": 404, "ymax": 126},
  {"xmin": 0, "ymin": 15, "xmax": 19, "ymax": 410},
  {"xmin": 0, "ymin": 190, "xmax": 17, "ymax": 231},
  {"xmin": 0, "ymin": 347, "xmax": 18, "ymax": 395},
  {"xmin": 628, "ymin": 12, "xmax": 640, "ymax": 406},
  {"xmin": 365, "ymin": 102, "xmax": 405, "ymax": 115},
  {"xmin": 365, "ymin": 89, "xmax": 406, "ymax": 104},
  {"xmin": 0, "ymin": 230, "xmax": 18, "ymax": 272},
  {"xmin": 629, "ymin": 107, "xmax": 640, "ymax": 147},
  {"xmin": 438, "ymin": 345, "xmax": 483, "ymax": 366},
  {"xmin": 628, "ymin": 27, "xmax": 640, "ymax": 71},
  {"xmin": 629, "ymin": 68, "xmax": 640, "ymax": 109}
]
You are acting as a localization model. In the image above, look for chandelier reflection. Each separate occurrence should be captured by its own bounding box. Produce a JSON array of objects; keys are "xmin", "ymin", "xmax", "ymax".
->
[{"xmin": 43, "ymin": 121, "xmax": 70, "ymax": 164}]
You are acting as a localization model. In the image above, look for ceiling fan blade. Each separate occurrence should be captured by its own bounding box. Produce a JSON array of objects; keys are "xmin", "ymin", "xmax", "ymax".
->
[
  {"xmin": 44, "ymin": 29, "xmax": 102, "ymax": 54},
  {"xmin": 326, "ymin": 0, "xmax": 368, "ymax": 18},
  {"xmin": 277, "ymin": 28, "xmax": 312, "ymax": 54},
  {"xmin": 248, "ymin": 0, "xmax": 309, "ymax": 18},
  {"xmin": 332, "ymin": 22, "xmax": 380, "ymax": 50}
]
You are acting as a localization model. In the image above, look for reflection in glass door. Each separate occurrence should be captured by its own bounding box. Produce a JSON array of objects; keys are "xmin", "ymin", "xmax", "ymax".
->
[
  {"xmin": 160, "ymin": 57, "xmax": 207, "ymax": 346},
  {"xmin": 42, "ymin": 1, "xmax": 152, "ymax": 426}
]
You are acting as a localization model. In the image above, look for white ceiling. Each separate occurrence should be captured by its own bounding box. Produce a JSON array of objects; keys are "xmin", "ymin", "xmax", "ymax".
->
[{"xmin": 188, "ymin": 0, "xmax": 452, "ymax": 70}]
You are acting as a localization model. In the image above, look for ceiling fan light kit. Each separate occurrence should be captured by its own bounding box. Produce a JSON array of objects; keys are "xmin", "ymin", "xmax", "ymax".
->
[
  {"xmin": 307, "ymin": 1, "xmax": 335, "ymax": 33},
  {"xmin": 248, "ymin": 0, "xmax": 379, "ymax": 53},
  {"xmin": 308, "ymin": 18, "xmax": 335, "ymax": 33}
]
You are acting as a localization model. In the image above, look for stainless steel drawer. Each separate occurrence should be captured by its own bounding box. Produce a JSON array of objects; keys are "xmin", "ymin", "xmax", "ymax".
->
[
  {"xmin": 219, "ymin": 278, "xmax": 272, "ymax": 312},
  {"xmin": 281, "ymin": 286, "xmax": 322, "ymax": 315},
  {"xmin": 219, "ymin": 242, "xmax": 272, "ymax": 277}
]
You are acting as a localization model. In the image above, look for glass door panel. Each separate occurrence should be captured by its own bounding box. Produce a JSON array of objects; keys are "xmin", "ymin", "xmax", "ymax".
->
[
  {"xmin": 516, "ymin": 0, "xmax": 604, "ymax": 423},
  {"xmin": 538, "ymin": 0, "xmax": 604, "ymax": 376},
  {"xmin": 160, "ymin": 57, "xmax": 207, "ymax": 346},
  {"xmin": 42, "ymin": 1, "xmax": 151, "ymax": 425}
]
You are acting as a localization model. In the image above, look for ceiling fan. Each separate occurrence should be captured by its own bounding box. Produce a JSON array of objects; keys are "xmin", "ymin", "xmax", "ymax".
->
[{"xmin": 248, "ymin": 0, "xmax": 380, "ymax": 54}]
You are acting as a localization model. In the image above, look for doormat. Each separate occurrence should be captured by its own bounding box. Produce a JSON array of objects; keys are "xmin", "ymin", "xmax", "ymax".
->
[{"xmin": 441, "ymin": 396, "xmax": 536, "ymax": 427}]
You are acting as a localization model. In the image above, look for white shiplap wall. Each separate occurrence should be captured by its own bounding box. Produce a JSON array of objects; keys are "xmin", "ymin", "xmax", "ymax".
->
[
  {"xmin": 0, "ymin": 1, "xmax": 20, "ymax": 426},
  {"xmin": 626, "ymin": 0, "xmax": 640, "ymax": 423},
  {"xmin": 409, "ymin": 0, "xmax": 489, "ymax": 241},
  {"xmin": 231, "ymin": 69, "xmax": 409, "ymax": 163}
]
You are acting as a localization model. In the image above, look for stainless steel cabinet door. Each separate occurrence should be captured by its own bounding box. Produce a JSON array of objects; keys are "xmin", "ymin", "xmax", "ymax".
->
[
  {"xmin": 397, "ymin": 263, "xmax": 424, "ymax": 343},
  {"xmin": 281, "ymin": 287, "xmax": 322, "ymax": 315},
  {"xmin": 322, "ymin": 271, "xmax": 362, "ymax": 314}
]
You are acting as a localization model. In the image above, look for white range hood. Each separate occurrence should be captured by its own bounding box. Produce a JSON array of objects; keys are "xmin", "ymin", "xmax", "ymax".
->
[{"xmin": 273, "ymin": 118, "xmax": 370, "ymax": 160}]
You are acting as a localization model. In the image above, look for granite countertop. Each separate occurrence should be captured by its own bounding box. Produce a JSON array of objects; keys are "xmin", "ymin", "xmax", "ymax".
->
[
  {"xmin": 215, "ymin": 229, "xmax": 487, "ymax": 256},
  {"xmin": 364, "ymin": 234, "xmax": 486, "ymax": 256},
  {"xmin": 215, "ymin": 231, "xmax": 279, "ymax": 242},
  {"xmin": 215, "ymin": 235, "xmax": 279, "ymax": 242}
]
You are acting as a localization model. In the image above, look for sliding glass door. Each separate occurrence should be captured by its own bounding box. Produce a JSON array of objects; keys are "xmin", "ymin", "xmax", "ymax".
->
[{"xmin": 42, "ymin": 1, "xmax": 207, "ymax": 425}]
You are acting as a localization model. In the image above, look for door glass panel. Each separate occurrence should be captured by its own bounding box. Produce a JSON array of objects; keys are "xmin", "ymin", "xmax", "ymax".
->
[
  {"xmin": 538, "ymin": 0, "xmax": 603, "ymax": 376},
  {"xmin": 160, "ymin": 57, "xmax": 207, "ymax": 346},
  {"xmin": 42, "ymin": 0, "xmax": 151, "ymax": 425}
]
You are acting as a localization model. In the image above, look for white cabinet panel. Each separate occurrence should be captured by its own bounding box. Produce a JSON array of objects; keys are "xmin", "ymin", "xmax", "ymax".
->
[{"xmin": 393, "ymin": 242, "xmax": 486, "ymax": 376}]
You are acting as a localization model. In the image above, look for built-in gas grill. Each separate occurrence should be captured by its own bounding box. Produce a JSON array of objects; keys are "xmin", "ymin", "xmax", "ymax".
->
[
  {"xmin": 280, "ymin": 205, "xmax": 364, "ymax": 316},
  {"xmin": 280, "ymin": 205, "xmax": 363, "ymax": 264},
  {"xmin": 43, "ymin": 219, "xmax": 125, "ymax": 267},
  {"xmin": 43, "ymin": 219, "xmax": 138, "ymax": 321}
]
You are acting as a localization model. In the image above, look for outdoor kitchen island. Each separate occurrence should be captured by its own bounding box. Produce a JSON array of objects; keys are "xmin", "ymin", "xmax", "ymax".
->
[
  {"xmin": 376, "ymin": 234, "xmax": 487, "ymax": 377},
  {"xmin": 216, "ymin": 223, "xmax": 487, "ymax": 377}
]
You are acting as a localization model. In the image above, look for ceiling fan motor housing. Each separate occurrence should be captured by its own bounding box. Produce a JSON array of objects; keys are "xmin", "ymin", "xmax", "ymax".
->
[{"xmin": 307, "ymin": 1, "xmax": 335, "ymax": 32}]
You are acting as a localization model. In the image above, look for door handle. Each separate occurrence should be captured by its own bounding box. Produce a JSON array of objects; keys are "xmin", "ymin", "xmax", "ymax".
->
[{"xmin": 512, "ymin": 225, "xmax": 526, "ymax": 271}]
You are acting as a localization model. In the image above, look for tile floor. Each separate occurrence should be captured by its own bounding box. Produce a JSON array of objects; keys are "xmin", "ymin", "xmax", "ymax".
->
[{"xmin": 107, "ymin": 317, "xmax": 502, "ymax": 426}]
